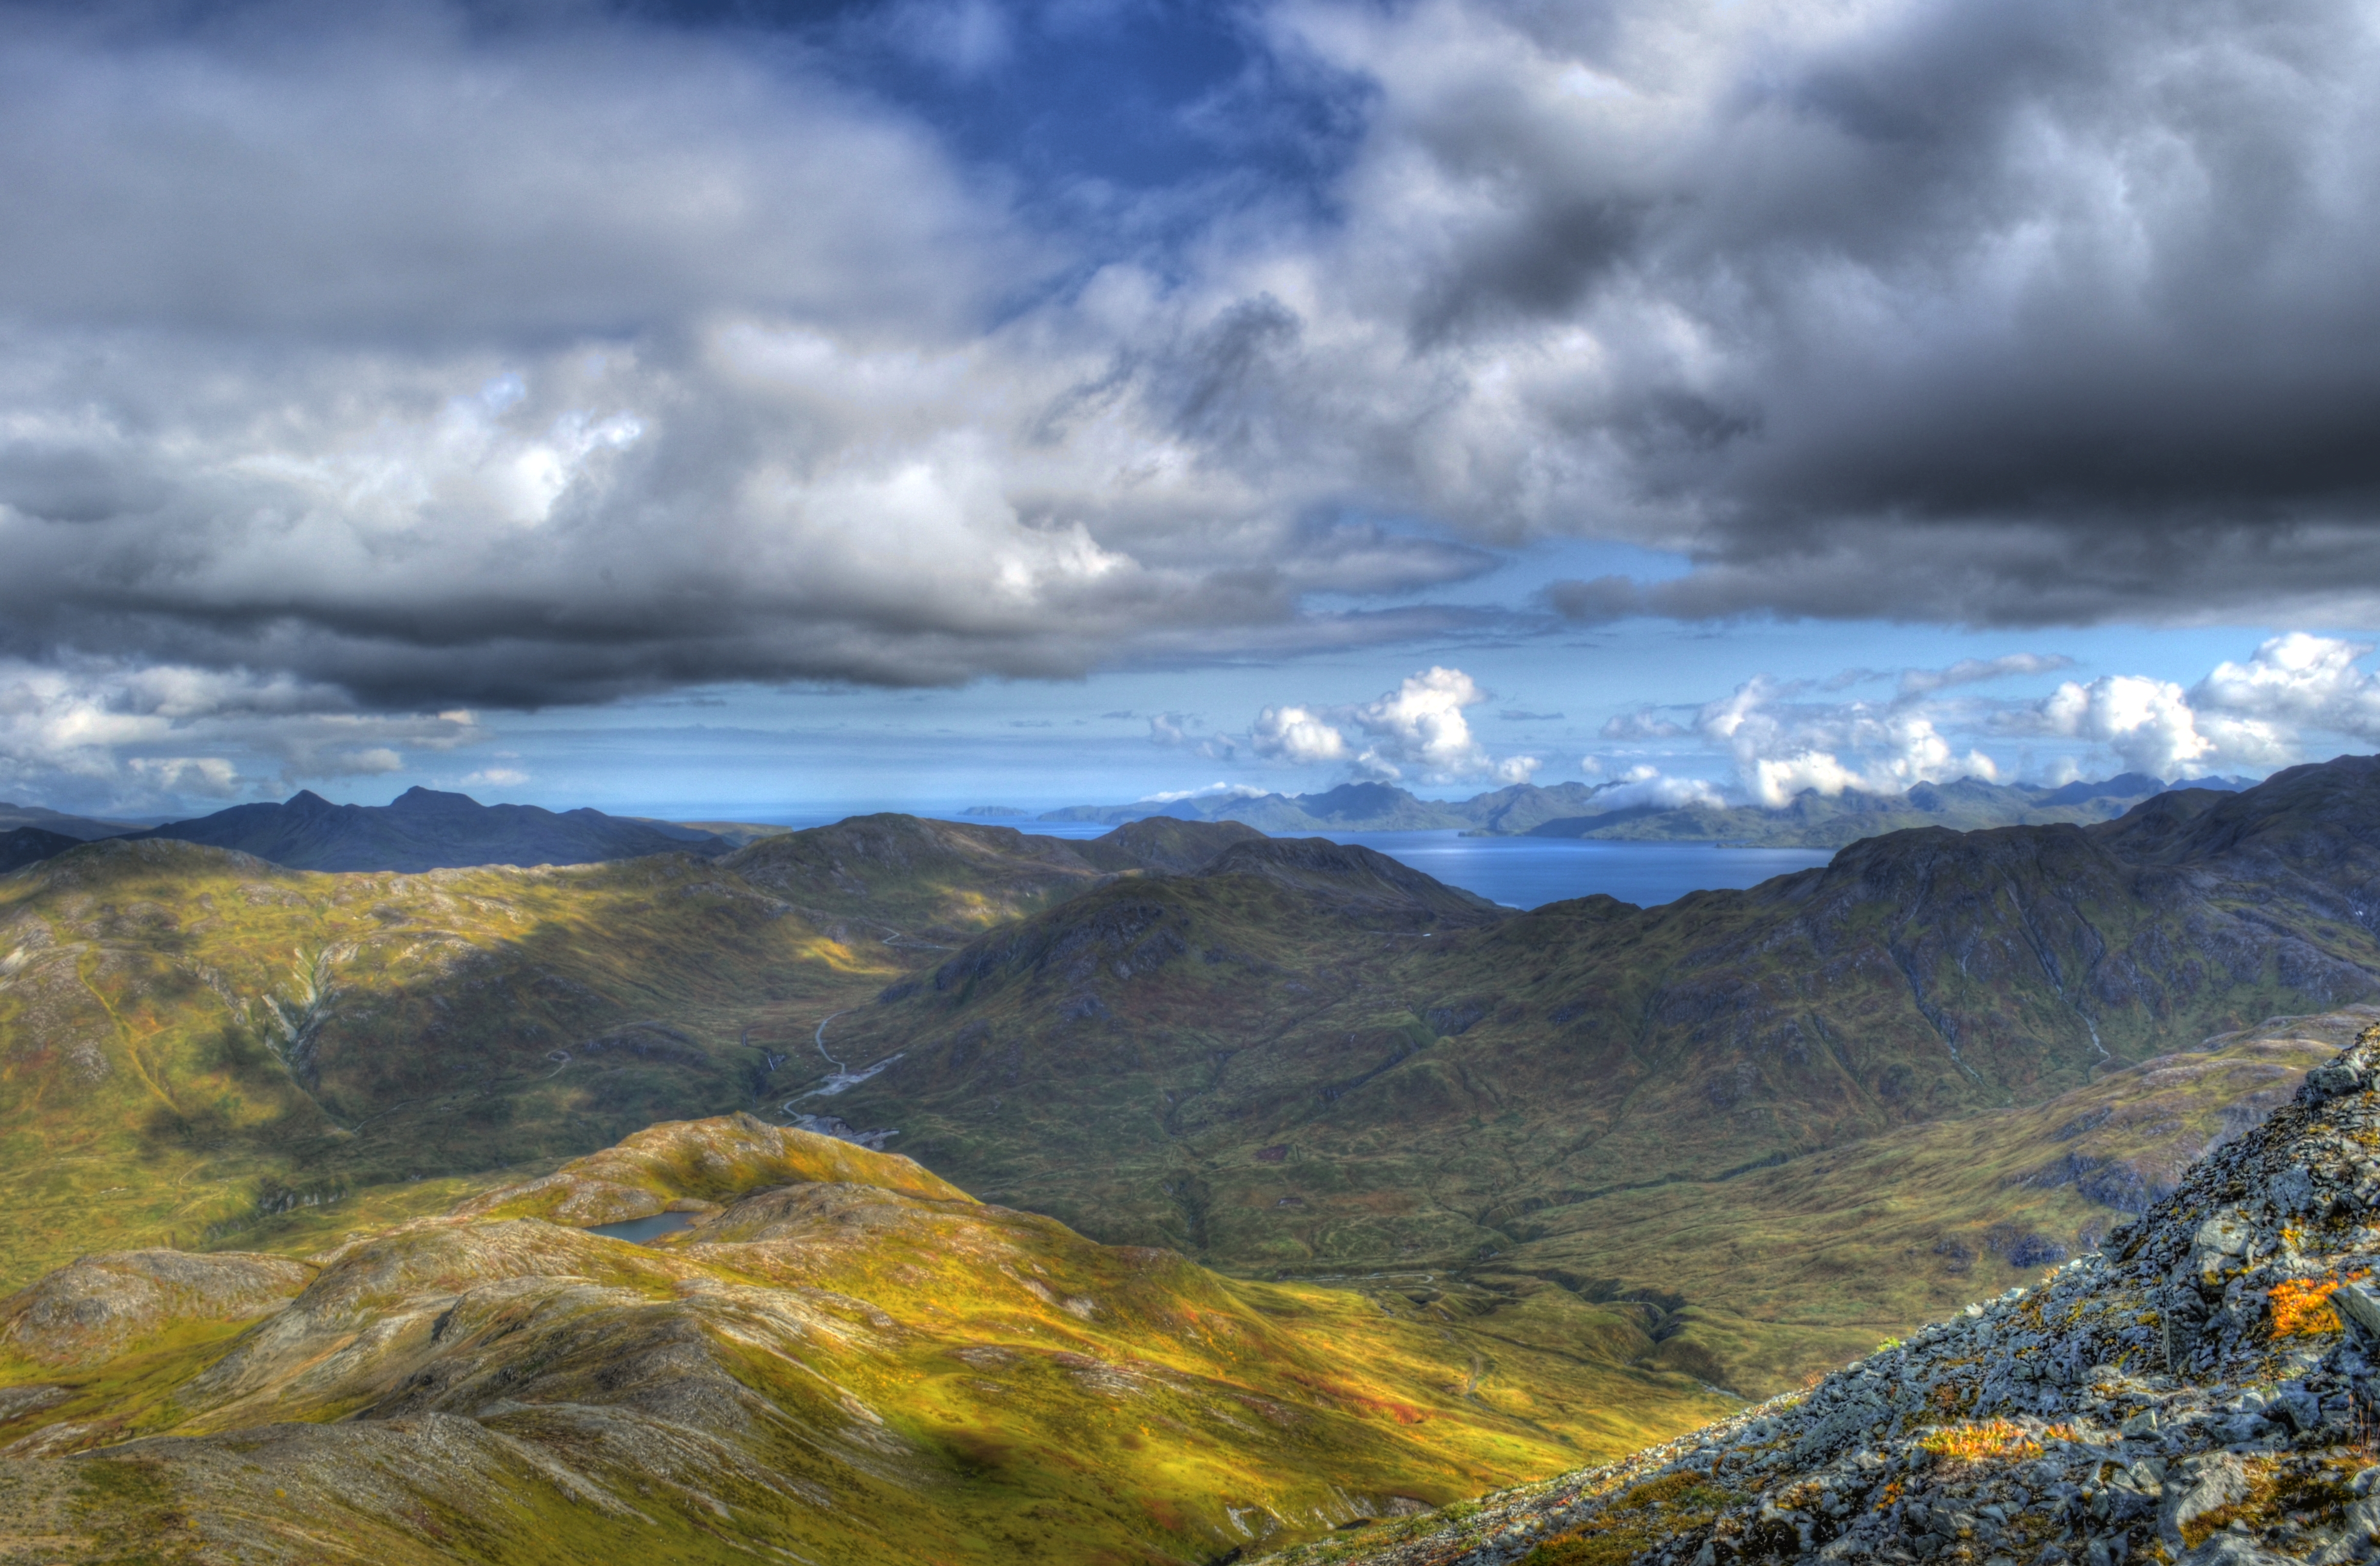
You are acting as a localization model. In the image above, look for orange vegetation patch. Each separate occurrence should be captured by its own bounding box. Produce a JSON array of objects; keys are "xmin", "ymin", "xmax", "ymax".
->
[
  {"xmin": 1919, "ymin": 1421, "xmax": 2073, "ymax": 1462},
  {"xmin": 2270, "ymin": 1271, "xmax": 2372, "ymax": 1338}
]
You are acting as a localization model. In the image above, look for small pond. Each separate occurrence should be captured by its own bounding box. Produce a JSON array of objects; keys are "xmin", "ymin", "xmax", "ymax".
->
[{"xmin": 587, "ymin": 1211, "xmax": 702, "ymax": 1245}]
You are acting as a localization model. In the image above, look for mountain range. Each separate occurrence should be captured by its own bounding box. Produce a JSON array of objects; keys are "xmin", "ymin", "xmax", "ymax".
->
[
  {"xmin": 0, "ymin": 786, "xmax": 735, "ymax": 875},
  {"xmin": 9, "ymin": 764, "xmax": 2380, "ymax": 1387},
  {"xmin": 4, "ymin": 758, "xmax": 2379, "ymax": 1559},
  {"xmin": 1038, "ymin": 771, "xmax": 2256, "ymax": 846},
  {"xmin": 3, "ymin": 1025, "xmax": 2373, "ymax": 1561},
  {"xmin": 0, "ymin": 765, "xmax": 2255, "ymax": 884},
  {"xmin": 0, "ymin": 801, "xmax": 151, "ymax": 841},
  {"xmin": 1041, "ymin": 779, "xmax": 1608, "ymax": 833},
  {"xmin": 810, "ymin": 761, "xmax": 2380, "ymax": 1376}
]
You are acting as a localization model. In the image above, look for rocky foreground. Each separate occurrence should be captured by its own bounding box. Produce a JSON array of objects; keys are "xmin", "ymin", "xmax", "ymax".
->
[{"xmin": 1280, "ymin": 1026, "xmax": 2380, "ymax": 1566}]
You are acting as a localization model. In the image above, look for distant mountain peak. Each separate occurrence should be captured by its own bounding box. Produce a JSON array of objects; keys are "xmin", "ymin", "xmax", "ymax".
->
[{"xmin": 120, "ymin": 788, "xmax": 729, "ymax": 873}]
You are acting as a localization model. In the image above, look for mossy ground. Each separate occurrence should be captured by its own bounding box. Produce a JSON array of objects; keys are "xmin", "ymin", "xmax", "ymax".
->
[
  {"xmin": 5, "ymin": 796, "xmax": 2373, "ymax": 1558},
  {"xmin": 0, "ymin": 1121, "xmax": 1736, "ymax": 1562},
  {"xmin": 0, "ymin": 840, "xmax": 940, "ymax": 1291}
]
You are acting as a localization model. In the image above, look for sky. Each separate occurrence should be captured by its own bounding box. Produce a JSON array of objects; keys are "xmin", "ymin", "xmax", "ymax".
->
[{"xmin": 6, "ymin": 0, "xmax": 2380, "ymax": 821}]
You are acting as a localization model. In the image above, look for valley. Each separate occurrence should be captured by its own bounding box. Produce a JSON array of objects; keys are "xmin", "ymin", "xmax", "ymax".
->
[{"xmin": 6, "ymin": 759, "xmax": 2380, "ymax": 1558}]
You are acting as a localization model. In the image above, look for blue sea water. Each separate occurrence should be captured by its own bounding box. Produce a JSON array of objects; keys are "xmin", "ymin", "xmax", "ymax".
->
[
  {"xmin": 1006, "ymin": 821, "xmax": 1835, "ymax": 912},
  {"xmin": 708, "ymin": 812, "xmax": 1837, "ymax": 913}
]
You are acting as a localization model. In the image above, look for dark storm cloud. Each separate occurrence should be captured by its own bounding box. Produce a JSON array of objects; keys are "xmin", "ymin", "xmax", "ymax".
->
[
  {"xmin": 0, "ymin": 0, "xmax": 1498, "ymax": 721},
  {"xmin": 7, "ymin": 0, "xmax": 2380, "ymax": 788},
  {"xmin": 1366, "ymin": 0, "xmax": 2380, "ymax": 621}
]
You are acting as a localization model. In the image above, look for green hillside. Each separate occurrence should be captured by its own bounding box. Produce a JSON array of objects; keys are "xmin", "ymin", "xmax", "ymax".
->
[
  {"xmin": 0, "ymin": 1116, "xmax": 1734, "ymax": 1564},
  {"xmin": 0, "ymin": 814, "xmax": 1234, "ymax": 1292},
  {"xmin": 5, "ymin": 762, "xmax": 2378, "ymax": 1557},
  {"xmin": 817, "ymin": 768, "xmax": 2380, "ymax": 1315}
]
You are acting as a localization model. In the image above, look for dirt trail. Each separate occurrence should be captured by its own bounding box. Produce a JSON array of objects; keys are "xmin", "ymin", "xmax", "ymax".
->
[{"xmin": 813, "ymin": 1010, "xmax": 851, "ymax": 1073}]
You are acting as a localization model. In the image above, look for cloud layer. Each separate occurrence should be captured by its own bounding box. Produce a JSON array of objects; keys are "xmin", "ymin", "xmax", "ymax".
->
[
  {"xmin": 1589, "ymin": 635, "xmax": 2380, "ymax": 806},
  {"xmin": 1250, "ymin": 666, "xmax": 1537, "ymax": 784},
  {"xmin": 8, "ymin": 0, "xmax": 2380, "ymax": 796}
]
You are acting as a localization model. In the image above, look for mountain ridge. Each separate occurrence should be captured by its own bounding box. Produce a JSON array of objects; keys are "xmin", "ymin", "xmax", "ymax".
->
[
  {"xmin": 817, "ymin": 757, "xmax": 2380, "ymax": 1313},
  {"xmin": 0, "ymin": 801, "xmax": 148, "ymax": 841},
  {"xmin": 124, "ymin": 785, "xmax": 735, "ymax": 872},
  {"xmin": 1042, "ymin": 772, "xmax": 2257, "ymax": 847}
]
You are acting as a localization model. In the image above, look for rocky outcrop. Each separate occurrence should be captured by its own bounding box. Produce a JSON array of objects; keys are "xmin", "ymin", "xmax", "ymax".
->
[
  {"xmin": 447, "ymin": 1110, "xmax": 972, "ymax": 1225},
  {"xmin": 1292, "ymin": 1025, "xmax": 2380, "ymax": 1566},
  {"xmin": 0, "ymin": 1251, "xmax": 312, "ymax": 1369}
]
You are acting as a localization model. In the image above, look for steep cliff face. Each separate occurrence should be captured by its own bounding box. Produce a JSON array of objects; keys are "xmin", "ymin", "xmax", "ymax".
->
[{"xmin": 1291, "ymin": 1025, "xmax": 2380, "ymax": 1566}]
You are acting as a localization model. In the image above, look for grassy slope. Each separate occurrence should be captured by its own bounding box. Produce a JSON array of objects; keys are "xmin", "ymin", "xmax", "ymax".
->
[
  {"xmin": 0, "ymin": 1118, "xmax": 1735, "ymax": 1564},
  {"xmin": 0, "ymin": 816, "xmax": 1143, "ymax": 1292},
  {"xmin": 4, "ymin": 765, "xmax": 2374, "ymax": 1480},
  {"xmin": 819, "ymin": 809, "xmax": 2380, "ymax": 1268},
  {"xmin": 1482, "ymin": 1012, "xmax": 2361, "ymax": 1396}
]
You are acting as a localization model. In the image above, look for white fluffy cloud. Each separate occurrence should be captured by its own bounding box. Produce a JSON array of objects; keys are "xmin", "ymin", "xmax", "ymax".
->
[
  {"xmin": 1250, "ymin": 705, "xmax": 1352, "ymax": 765},
  {"xmin": 2193, "ymin": 634, "xmax": 2380, "ymax": 739},
  {"xmin": 2009, "ymin": 634, "xmax": 2380, "ymax": 778},
  {"xmin": 1581, "ymin": 762, "xmax": 1726, "ymax": 812},
  {"xmin": 1136, "ymin": 782, "xmax": 1270, "ymax": 804},
  {"xmin": 0, "ymin": 657, "xmax": 488, "ymax": 808},
  {"xmin": 1590, "ymin": 638, "xmax": 2380, "ymax": 808},
  {"xmin": 1348, "ymin": 666, "xmax": 1493, "ymax": 780},
  {"xmin": 2023, "ymin": 676, "xmax": 2242, "ymax": 779},
  {"xmin": 1244, "ymin": 666, "xmax": 1536, "ymax": 782},
  {"xmin": 1685, "ymin": 677, "xmax": 2004, "ymax": 807}
]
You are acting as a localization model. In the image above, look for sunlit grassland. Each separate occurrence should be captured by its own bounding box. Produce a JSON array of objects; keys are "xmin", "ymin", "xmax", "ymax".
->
[
  {"xmin": 4, "ymin": 820, "xmax": 2352, "ymax": 1435},
  {"xmin": 0, "ymin": 1118, "xmax": 1739, "ymax": 1563},
  {"xmin": 0, "ymin": 839, "xmax": 922, "ymax": 1290}
]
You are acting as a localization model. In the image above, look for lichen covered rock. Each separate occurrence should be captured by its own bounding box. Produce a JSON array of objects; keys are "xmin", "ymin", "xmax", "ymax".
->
[
  {"xmin": 1290, "ymin": 1024, "xmax": 2380, "ymax": 1566},
  {"xmin": 0, "ymin": 1250, "xmax": 311, "ymax": 1369}
]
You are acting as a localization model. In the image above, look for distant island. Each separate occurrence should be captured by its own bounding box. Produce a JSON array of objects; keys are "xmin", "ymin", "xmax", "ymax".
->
[
  {"xmin": 2, "ymin": 768, "xmax": 2264, "ymax": 881},
  {"xmin": 1039, "ymin": 771, "xmax": 2256, "ymax": 848},
  {"xmin": 0, "ymin": 787, "xmax": 735, "ymax": 875}
]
